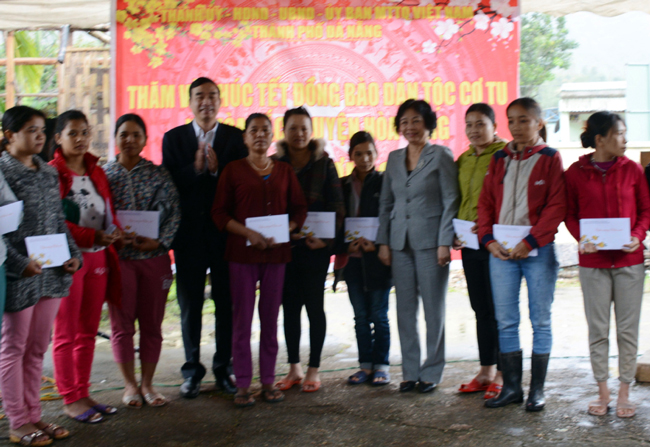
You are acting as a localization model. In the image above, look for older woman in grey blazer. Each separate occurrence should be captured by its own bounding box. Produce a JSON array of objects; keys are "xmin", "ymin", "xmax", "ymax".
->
[{"xmin": 377, "ymin": 99, "xmax": 460, "ymax": 393}]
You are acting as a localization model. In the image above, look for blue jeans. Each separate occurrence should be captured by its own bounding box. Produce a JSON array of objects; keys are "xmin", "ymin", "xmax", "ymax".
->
[
  {"xmin": 489, "ymin": 243, "xmax": 558, "ymax": 355},
  {"xmin": 346, "ymin": 267, "xmax": 391, "ymax": 370}
]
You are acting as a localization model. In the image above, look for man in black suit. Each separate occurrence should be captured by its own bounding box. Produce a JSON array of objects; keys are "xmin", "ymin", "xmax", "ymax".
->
[{"xmin": 162, "ymin": 77, "xmax": 247, "ymax": 398}]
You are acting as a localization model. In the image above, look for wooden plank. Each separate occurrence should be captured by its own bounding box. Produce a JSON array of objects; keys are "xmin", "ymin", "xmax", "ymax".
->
[
  {"xmin": 5, "ymin": 31, "xmax": 16, "ymax": 107},
  {"xmin": 66, "ymin": 47, "xmax": 110, "ymax": 53},
  {"xmin": 0, "ymin": 93, "xmax": 58, "ymax": 98},
  {"xmin": 59, "ymin": 49, "xmax": 71, "ymax": 114},
  {"xmin": 0, "ymin": 58, "xmax": 58, "ymax": 66}
]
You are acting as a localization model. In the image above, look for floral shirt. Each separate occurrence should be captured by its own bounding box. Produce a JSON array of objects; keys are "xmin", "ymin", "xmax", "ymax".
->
[
  {"xmin": 103, "ymin": 157, "xmax": 181, "ymax": 261},
  {"xmin": 68, "ymin": 175, "xmax": 106, "ymax": 253}
]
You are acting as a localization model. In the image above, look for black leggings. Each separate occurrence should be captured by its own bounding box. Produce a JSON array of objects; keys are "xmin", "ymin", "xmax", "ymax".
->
[
  {"xmin": 283, "ymin": 246, "xmax": 330, "ymax": 368},
  {"xmin": 462, "ymin": 247, "xmax": 500, "ymax": 369}
]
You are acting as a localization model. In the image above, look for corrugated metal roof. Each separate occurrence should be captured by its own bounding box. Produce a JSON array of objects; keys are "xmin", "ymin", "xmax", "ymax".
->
[{"xmin": 559, "ymin": 97, "xmax": 626, "ymax": 113}]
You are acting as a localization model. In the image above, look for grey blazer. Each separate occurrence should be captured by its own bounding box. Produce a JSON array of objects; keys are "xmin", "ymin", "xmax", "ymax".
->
[{"xmin": 377, "ymin": 143, "xmax": 460, "ymax": 251}]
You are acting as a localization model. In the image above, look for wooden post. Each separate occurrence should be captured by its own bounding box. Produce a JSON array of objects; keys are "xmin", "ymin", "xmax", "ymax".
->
[{"xmin": 5, "ymin": 31, "xmax": 16, "ymax": 107}]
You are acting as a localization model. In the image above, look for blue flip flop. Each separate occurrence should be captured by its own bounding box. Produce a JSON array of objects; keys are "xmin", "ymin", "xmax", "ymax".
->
[
  {"xmin": 93, "ymin": 403, "xmax": 117, "ymax": 415},
  {"xmin": 372, "ymin": 370, "xmax": 391, "ymax": 386},
  {"xmin": 72, "ymin": 408, "xmax": 104, "ymax": 424},
  {"xmin": 348, "ymin": 370, "xmax": 371, "ymax": 385}
]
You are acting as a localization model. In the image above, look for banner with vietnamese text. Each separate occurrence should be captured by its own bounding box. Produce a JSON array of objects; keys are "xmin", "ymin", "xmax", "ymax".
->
[{"xmin": 115, "ymin": 0, "xmax": 520, "ymax": 172}]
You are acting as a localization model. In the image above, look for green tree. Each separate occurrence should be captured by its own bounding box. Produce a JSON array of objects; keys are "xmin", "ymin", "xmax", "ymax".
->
[
  {"xmin": 520, "ymin": 13, "xmax": 578, "ymax": 98},
  {"xmin": 0, "ymin": 31, "xmax": 60, "ymax": 115}
]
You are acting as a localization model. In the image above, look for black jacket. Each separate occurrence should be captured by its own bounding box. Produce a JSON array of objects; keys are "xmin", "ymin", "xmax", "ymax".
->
[
  {"xmin": 162, "ymin": 122, "xmax": 247, "ymax": 250},
  {"xmin": 339, "ymin": 169, "xmax": 392, "ymax": 291}
]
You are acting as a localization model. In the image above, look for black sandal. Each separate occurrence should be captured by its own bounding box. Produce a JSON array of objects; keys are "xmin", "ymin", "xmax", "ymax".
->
[
  {"xmin": 234, "ymin": 393, "xmax": 255, "ymax": 408},
  {"xmin": 262, "ymin": 388, "xmax": 285, "ymax": 403}
]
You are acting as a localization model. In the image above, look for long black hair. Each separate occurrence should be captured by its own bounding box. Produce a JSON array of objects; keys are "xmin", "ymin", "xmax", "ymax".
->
[{"xmin": 0, "ymin": 105, "xmax": 46, "ymax": 153}]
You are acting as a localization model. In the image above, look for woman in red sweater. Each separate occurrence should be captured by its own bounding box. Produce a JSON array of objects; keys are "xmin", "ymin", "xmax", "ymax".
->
[
  {"xmin": 565, "ymin": 111, "xmax": 650, "ymax": 418},
  {"xmin": 212, "ymin": 113, "xmax": 307, "ymax": 408},
  {"xmin": 50, "ymin": 110, "xmax": 122, "ymax": 423}
]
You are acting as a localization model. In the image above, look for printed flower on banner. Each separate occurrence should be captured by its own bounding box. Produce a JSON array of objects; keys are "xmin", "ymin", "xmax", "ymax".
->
[
  {"xmin": 489, "ymin": 0, "xmax": 516, "ymax": 18},
  {"xmin": 474, "ymin": 11, "xmax": 490, "ymax": 30},
  {"xmin": 188, "ymin": 23, "xmax": 215, "ymax": 43},
  {"xmin": 422, "ymin": 40, "xmax": 437, "ymax": 54},
  {"xmin": 448, "ymin": 0, "xmax": 481, "ymax": 8},
  {"xmin": 490, "ymin": 17, "xmax": 514, "ymax": 40},
  {"xmin": 435, "ymin": 19, "xmax": 459, "ymax": 40}
]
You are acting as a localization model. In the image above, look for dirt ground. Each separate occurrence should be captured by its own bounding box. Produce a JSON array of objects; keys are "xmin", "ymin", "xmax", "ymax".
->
[{"xmin": 2, "ymin": 271, "xmax": 650, "ymax": 446}]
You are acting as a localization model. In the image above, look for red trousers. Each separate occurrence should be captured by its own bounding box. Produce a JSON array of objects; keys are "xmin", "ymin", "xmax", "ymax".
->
[{"xmin": 52, "ymin": 250, "xmax": 108, "ymax": 405}]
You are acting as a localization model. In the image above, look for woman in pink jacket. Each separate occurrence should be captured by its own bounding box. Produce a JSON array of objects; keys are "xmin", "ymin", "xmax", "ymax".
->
[{"xmin": 565, "ymin": 111, "xmax": 650, "ymax": 418}]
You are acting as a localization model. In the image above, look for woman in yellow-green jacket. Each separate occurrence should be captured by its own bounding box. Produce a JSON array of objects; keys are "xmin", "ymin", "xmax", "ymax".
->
[{"xmin": 454, "ymin": 103, "xmax": 507, "ymax": 399}]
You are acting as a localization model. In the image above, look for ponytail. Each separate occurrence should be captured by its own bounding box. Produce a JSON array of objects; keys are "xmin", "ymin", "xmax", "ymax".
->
[{"xmin": 539, "ymin": 125, "xmax": 547, "ymax": 143}]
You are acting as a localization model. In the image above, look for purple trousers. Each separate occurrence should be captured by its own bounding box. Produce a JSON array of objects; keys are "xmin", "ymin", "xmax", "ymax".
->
[{"xmin": 230, "ymin": 262, "xmax": 285, "ymax": 389}]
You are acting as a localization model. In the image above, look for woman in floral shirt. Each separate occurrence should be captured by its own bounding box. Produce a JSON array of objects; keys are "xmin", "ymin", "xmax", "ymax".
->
[{"xmin": 103, "ymin": 114, "xmax": 180, "ymax": 408}]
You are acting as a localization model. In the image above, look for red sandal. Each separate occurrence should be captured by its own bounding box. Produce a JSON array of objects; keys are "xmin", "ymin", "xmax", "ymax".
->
[
  {"xmin": 275, "ymin": 377, "xmax": 302, "ymax": 391},
  {"xmin": 484, "ymin": 382, "xmax": 503, "ymax": 399},
  {"xmin": 458, "ymin": 378, "xmax": 489, "ymax": 393}
]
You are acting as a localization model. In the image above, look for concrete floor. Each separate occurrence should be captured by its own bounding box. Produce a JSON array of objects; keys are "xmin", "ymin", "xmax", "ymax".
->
[{"xmin": 2, "ymin": 272, "xmax": 650, "ymax": 446}]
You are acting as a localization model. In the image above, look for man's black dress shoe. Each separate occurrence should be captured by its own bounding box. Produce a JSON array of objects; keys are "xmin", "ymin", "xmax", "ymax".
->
[
  {"xmin": 418, "ymin": 381, "xmax": 437, "ymax": 393},
  {"xmin": 179, "ymin": 377, "xmax": 201, "ymax": 399},
  {"xmin": 399, "ymin": 381, "xmax": 417, "ymax": 392},
  {"xmin": 214, "ymin": 371, "xmax": 237, "ymax": 394}
]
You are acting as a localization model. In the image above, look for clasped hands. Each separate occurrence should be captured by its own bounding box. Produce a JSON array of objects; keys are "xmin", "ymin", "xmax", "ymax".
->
[
  {"xmin": 347, "ymin": 237, "xmax": 376, "ymax": 254},
  {"xmin": 194, "ymin": 142, "xmax": 218, "ymax": 174}
]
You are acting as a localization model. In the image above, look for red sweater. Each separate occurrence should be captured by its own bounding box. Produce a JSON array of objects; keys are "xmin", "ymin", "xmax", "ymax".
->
[
  {"xmin": 212, "ymin": 159, "xmax": 307, "ymax": 264},
  {"xmin": 565, "ymin": 154, "xmax": 650, "ymax": 268},
  {"xmin": 478, "ymin": 142, "xmax": 566, "ymax": 250},
  {"xmin": 50, "ymin": 149, "xmax": 122, "ymax": 306}
]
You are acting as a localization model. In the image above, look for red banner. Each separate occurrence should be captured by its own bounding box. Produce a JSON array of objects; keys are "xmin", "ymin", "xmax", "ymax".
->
[{"xmin": 114, "ymin": 0, "xmax": 519, "ymax": 173}]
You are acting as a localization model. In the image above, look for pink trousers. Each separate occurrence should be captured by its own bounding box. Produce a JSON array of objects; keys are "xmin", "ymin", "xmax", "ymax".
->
[
  {"xmin": 0, "ymin": 298, "xmax": 61, "ymax": 429},
  {"xmin": 52, "ymin": 250, "xmax": 108, "ymax": 405},
  {"xmin": 230, "ymin": 262, "xmax": 285, "ymax": 389},
  {"xmin": 109, "ymin": 255, "xmax": 173, "ymax": 364}
]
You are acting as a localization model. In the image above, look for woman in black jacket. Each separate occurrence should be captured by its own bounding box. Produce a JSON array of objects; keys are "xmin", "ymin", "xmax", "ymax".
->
[{"xmin": 341, "ymin": 131, "xmax": 392, "ymax": 385}]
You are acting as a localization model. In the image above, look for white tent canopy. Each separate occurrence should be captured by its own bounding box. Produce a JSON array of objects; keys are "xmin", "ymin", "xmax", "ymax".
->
[
  {"xmin": 0, "ymin": 0, "xmax": 111, "ymax": 30},
  {"xmin": 0, "ymin": 0, "xmax": 647, "ymax": 30},
  {"xmin": 522, "ymin": 0, "xmax": 650, "ymax": 16}
]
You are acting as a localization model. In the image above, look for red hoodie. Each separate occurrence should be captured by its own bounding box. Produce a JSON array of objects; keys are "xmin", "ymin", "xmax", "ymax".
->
[
  {"xmin": 478, "ymin": 141, "xmax": 566, "ymax": 251},
  {"xmin": 50, "ymin": 149, "xmax": 122, "ymax": 306},
  {"xmin": 565, "ymin": 153, "xmax": 650, "ymax": 269}
]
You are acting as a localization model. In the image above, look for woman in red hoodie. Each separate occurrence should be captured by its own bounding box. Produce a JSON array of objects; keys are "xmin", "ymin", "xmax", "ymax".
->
[
  {"xmin": 50, "ymin": 110, "xmax": 122, "ymax": 423},
  {"xmin": 565, "ymin": 111, "xmax": 650, "ymax": 419}
]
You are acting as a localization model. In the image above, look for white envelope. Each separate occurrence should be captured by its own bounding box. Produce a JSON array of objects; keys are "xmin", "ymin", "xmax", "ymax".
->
[
  {"xmin": 344, "ymin": 217, "xmax": 380, "ymax": 242},
  {"xmin": 579, "ymin": 218, "xmax": 631, "ymax": 250},
  {"xmin": 300, "ymin": 212, "xmax": 336, "ymax": 239},
  {"xmin": 0, "ymin": 201, "xmax": 23, "ymax": 235},
  {"xmin": 25, "ymin": 233, "xmax": 72, "ymax": 268},
  {"xmin": 117, "ymin": 210, "xmax": 160, "ymax": 239},
  {"xmin": 452, "ymin": 218, "xmax": 479, "ymax": 250},
  {"xmin": 492, "ymin": 224, "xmax": 538, "ymax": 257},
  {"xmin": 245, "ymin": 214, "xmax": 289, "ymax": 245}
]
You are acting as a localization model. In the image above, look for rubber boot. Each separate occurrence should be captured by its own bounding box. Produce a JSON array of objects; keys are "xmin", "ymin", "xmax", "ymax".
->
[
  {"xmin": 526, "ymin": 353, "xmax": 550, "ymax": 412},
  {"xmin": 485, "ymin": 350, "xmax": 523, "ymax": 408}
]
